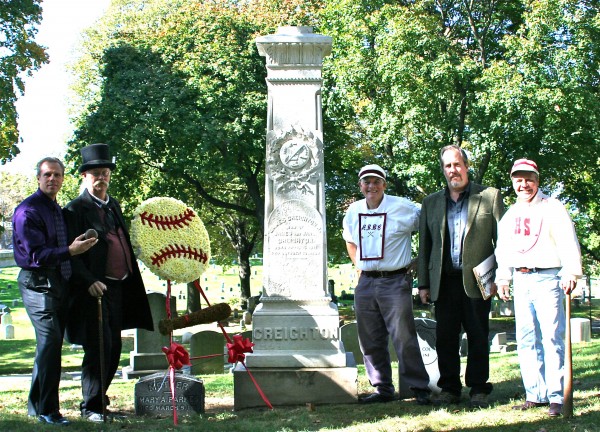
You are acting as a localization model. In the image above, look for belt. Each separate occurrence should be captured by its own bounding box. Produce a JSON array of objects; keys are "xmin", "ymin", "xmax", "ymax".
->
[
  {"xmin": 361, "ymin": 268, "xmax": 408, "ymax": 278},
  {"xmin": 515, "ymin": 267, "xmax": 558, "ymax": 274}
]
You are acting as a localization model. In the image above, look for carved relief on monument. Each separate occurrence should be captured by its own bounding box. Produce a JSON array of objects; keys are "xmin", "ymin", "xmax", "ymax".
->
[
  {"xmin": 266, "ymin": 127, "xmax": 323, "ymax": 196},
  {"xmin": 265, "ymin": 199, "xmax": 325, "ymax": 299}
]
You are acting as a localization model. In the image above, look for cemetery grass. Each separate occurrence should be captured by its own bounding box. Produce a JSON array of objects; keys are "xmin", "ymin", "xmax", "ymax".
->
[
  {"xmin": 1, "ymin": 344, "xmax": 600, "ymax": 432},
  {"xmin": 2, "ymin": 267, "xmax": 600, "ymax": 431}
]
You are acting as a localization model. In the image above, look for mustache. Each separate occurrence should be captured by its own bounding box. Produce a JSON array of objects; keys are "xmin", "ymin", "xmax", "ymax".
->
[{"xmin": 93, "ymin": 180, "xmax": 109, "ymax": 187}]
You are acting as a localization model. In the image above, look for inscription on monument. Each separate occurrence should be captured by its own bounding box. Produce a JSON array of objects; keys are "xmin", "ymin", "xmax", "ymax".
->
[
  {"xmin": 134, "ymin": 372, "xmax": 205, "ymax": 416},
  {"xmin": 266, "ymin": 200, "xmax": 324, "ymax": 297}
]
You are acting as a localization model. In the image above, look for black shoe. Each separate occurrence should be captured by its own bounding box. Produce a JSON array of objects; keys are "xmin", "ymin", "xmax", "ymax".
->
[
  {"xmin": 38, "ymin": 413, "xmax": 71, "ymax": 426},
  {"xmin": 433, "ymin": 391, "xmax": 461, "ymax": 406},
  {"xmin": 359, "ymin": 393, "xmax": 395, "ymax": 404},
  {"xmin": 414, "ymin": 389, "xmax": 432, "ymax": 405}
]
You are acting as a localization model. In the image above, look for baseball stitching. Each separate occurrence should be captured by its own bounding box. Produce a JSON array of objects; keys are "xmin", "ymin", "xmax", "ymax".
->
[
  {"xmin": 151, "ymin": 244, "xmax": 209, "ymax": 267},
  {"xmin": 140, "ymin": 208, "xmax": 195, "ymax": 230}
]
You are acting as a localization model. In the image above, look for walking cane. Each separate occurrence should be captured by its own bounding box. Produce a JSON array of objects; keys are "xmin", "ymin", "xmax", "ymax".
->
[
  {"xmin": 563, "ymin": 292, "xmax": 573, "ymax": 418},
  {"xmin": 97, "ymin": 296, "xmax": 107, "ymax": 423}
]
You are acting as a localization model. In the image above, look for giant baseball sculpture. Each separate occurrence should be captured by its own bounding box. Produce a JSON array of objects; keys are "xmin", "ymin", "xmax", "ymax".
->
[{"xmin": 131, "ymin": 197, "xmax": 211, "ymax": 284}]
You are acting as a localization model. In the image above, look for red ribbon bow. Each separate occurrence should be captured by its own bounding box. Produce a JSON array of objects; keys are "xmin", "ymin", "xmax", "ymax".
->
[
  {"xmin": 162, "ymin": 342, "xmax": 191, "ymax": 370},
  {"xmin": 227, "ymin": 334, "xmax": 254, "ymax": 364}
]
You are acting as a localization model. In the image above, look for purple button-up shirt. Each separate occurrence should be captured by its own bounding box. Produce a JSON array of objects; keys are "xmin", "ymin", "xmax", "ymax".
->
[{"xmin": 12, "ymin": 189, "xmax": 70, "ymax": 270}]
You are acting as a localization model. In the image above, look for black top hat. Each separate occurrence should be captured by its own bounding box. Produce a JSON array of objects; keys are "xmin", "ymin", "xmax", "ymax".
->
[{"xmin": 79, "ymin": 143, "xmax": 116, "ymax": 173}]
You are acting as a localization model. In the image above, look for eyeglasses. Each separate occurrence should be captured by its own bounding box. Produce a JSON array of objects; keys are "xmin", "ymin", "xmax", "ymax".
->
[
  {"xmin": 360, "ymin": 178, "xmax": 384, "ymax": 185},
  {"xmin": 88, "ymin": 169, "xmax": 111, "ymax": 178}
]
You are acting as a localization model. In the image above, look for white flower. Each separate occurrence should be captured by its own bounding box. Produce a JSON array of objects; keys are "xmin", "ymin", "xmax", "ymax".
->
[{"xmin": 131, "ymin": 197, "xmax": 211, "ymax": 283}]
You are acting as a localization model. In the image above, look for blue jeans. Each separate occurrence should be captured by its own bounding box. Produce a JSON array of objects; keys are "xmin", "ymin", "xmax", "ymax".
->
[{"xmin": 513, "ymin": 269, "xmax": 565, "ymax": 404}]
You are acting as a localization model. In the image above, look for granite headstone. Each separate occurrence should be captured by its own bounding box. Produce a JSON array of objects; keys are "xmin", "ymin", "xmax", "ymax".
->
[{"xmin": 135, "ymin": 371, "xmax": 205, "ymax": 416}]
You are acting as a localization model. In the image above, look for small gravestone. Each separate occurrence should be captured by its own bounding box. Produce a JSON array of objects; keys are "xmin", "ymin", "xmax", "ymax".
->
[
  {"xmin": 571, "ymin": 318, "xmax": 591, "ymax": 343},
  {"xmin": 460, "ymin": 332, "xmax": 468, "ymax": 357},
  {"xmin": 2, "ymin": 324, "xmax": 14, "ymax": 339},
  {"xmin": 340, "ymin": 322, "xmax": 362, "ymax": 364},
  {"xmin": 181, "ymin": 332, "xmax": 193, "ymax": 344},
  {"xmin": 189, "ymin": 331, "xmax": 226, "ymax": 375},
  {"xmin": 135, "ymin": 371, "xmax": 204, "ymax": 416},
  {"xmin": 122, "ymin": 292, "xmax": 177, "ymax": 379},
  {"xmin": 1, "ymin": 311, "xmax": 14, "ymax": 339},
  {"xmin": 399, "ymin": 318, "xmax": 441, "ymax": 398},
  {"xmin": 490, "ymin": 332, "xmax": 512, "ymax": 353}
]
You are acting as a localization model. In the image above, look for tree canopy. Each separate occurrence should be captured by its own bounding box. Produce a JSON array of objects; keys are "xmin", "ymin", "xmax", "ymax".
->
[
  {"xmin": 66, "ymin": 0, "xmax": 600, "ymax": 282},
  {"xmin": 0, "ymin": 0, "xmax": 48, "ymax": 162}
]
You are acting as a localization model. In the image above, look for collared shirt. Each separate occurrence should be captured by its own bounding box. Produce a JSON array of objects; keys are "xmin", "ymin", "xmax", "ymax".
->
[
  {"xmin": 445, "ymin": 183, "xmax": 470, "ymax": 270},
  {"xmin": 342, "ymin": 194, "xmax": 420, "ymax": 271},
  {"xmin": 495, "ymin": 190, "xmax": 582, "ymax": 285},
  {"xmin": 12, "ymin": 189, "xmax": 70, "ymax": 269}
]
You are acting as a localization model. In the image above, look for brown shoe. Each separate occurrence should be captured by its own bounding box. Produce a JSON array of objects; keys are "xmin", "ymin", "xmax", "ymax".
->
[
  {"xmin": 548, "ymin": 403, "xmax": 563, "ymax": 417},
  {"xmin": 512, "ymin": 401, "xmax": 549, "ymax": 410}
]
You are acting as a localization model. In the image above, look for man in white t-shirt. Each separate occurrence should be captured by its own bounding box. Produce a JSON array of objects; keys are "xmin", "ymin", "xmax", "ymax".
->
[
  {"xmin": 496, "ymin": 158, "xmax": 582, "ymax": 418},
  {"xmin": 343, "ymin": 164, "xmax": 431, "ymax": 405}
]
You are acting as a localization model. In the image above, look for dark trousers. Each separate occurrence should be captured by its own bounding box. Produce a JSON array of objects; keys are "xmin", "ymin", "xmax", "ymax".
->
[
  {"xmin": 80, "ymin": 278, "xmax": 123, "ymax": 413},
  {"xmin": 435, "ymin": 272, "xmax": 492, "ymax": 396},
  {"xmin": 355, "ymin": 273, "xmax": 430, "ymax": 396},
  {"xmin": 18, "ymin": 269, "xmax": 67, "ymax": 416}
]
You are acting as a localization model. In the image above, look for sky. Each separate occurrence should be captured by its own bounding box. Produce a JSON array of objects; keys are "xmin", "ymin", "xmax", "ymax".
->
[{"xmin": 0, "ymin": 0, "xmax": 111, "ymax": 175}]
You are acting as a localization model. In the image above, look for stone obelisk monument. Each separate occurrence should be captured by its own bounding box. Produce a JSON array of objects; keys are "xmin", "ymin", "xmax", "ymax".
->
[{"xmin": 233, "ymin": 26, "xmax": 357, "ymax": 409}]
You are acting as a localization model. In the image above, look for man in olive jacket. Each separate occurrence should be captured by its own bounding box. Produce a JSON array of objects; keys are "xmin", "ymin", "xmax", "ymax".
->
[
  {"xmin": 64, "ymin": 143, "xmax": 153, "ymax": 422},
  {"xmin": 418, "ymin": 145, "xmax": 504, "ymax": 408}
]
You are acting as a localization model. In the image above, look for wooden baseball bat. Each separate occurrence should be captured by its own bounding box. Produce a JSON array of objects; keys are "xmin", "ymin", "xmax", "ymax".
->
[
  {"xmin": 158, "ymin": 303, "xmax": 231, "ymax": 335},
  {"xmin": 563, "ymin": 292, "xmax": 573, "ymax": 418}
]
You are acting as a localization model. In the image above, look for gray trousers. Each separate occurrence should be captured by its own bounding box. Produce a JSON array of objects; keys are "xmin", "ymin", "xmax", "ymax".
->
[{"xmin": 355, "ymin": 273, "xmax": 429, "ymax": 396}]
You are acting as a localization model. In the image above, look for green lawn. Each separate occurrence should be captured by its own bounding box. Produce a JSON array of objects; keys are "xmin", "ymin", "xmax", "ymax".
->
[{"xmin": 1, "ymin": 265, "xmax": 599, "ymax": 431}]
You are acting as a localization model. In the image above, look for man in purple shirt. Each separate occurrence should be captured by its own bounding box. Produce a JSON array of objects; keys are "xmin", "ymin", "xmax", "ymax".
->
[{"xmin": 12, "ymin": 157, "xmax": 97, "ymax": 426}]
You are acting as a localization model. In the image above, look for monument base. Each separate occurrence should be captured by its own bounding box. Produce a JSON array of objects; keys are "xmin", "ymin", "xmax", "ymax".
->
[{"xmin": 232, "ymin": 352, "xmax": 357, "ymax": 410}]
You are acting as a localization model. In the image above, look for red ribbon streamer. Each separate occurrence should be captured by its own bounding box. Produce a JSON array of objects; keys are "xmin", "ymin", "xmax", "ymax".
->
[
  {"xmin": 193, "ymin": 279, "xmax": 273, "ymax": 409},
  {"xmin": 162, "ymin": 342, "xmax": 192, "ymax": 426}
]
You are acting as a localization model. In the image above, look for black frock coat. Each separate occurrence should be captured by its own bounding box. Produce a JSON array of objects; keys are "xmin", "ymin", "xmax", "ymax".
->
[{"xmin": 63, "ymin": 189, "xmax": 153, "ymax": 344}]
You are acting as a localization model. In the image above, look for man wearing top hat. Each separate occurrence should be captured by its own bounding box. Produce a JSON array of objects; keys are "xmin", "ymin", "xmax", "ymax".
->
[
  {"xmin": 64, "ymin": 143, "xmax": 153, "ymax": 422},
  {"xmin": 342, "ymin": 163, "xmax": 431, "ymax": 405},
  {"xmin": 495, "ymin": 158, "xmax": 582, "ymax": 417}
]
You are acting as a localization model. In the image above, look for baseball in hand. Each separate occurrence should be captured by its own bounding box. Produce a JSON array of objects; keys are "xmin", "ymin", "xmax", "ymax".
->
[
  {"xmin": 84, "ymin": 228, "xmax": 98, "ymax": 239},
  {"xmin": 130, "ymin": 197, "xmax": 211, "ymax": 283}
]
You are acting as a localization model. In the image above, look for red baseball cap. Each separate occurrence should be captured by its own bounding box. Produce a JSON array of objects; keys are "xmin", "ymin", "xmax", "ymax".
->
[{"xmin": 510, "ymin": 158, "xmax": 539, "ymax": 176}]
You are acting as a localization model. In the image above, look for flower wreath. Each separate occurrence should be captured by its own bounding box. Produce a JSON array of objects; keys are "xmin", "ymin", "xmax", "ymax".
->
[{"xmin": 130, "ymin": 197, "xmax": 211, "ymax": 283}]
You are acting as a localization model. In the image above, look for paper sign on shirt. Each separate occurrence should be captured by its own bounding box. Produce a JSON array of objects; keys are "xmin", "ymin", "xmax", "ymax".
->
[{"xmin": 358, "ymin": 213, "xmax": 386, "ymax": 260}]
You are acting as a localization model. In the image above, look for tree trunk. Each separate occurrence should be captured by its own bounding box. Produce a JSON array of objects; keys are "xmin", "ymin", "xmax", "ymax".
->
[{"xmin": 186, "ymin": 281, "xmax": 201, "ymax": 314}]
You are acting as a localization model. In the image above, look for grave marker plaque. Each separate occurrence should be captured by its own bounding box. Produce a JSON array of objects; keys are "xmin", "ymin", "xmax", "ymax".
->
[{"xmin": 134, "ymin": 371, "xmax": 204, "ymax": 416}]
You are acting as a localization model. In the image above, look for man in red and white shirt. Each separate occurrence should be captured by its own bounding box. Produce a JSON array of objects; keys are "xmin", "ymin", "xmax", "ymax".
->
[{"xmin": 495, "ymin": 158, "xmax": 582, "ymax": 418}]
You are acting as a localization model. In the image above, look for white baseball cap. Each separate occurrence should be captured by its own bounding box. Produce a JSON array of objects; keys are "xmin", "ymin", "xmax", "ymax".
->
[{"xmin": 358, "ymin": 164, "xmax": 386, "ymax": 180}]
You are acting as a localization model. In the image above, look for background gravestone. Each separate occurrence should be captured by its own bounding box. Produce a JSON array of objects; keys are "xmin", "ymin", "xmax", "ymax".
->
[
  {"xmin": 399, "ymin": 318, "xmax": 441, "ymax": 398},
  {"xmin": 189, "ymin": 331, "xmax": 225, "ymax": 375},
  {"xmin": 135, "ymin": 371, "xmax": 204, "ymax": 416},
  {"xmin": 122, "ymin": 291, "xmax": 176, "ymax": 379}
]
